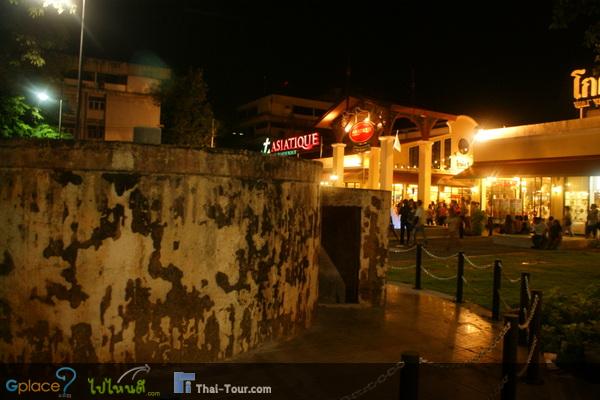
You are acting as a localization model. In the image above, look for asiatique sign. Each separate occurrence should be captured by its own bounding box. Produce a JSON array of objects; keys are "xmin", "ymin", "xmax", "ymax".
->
[{"xmin": 262, "ymin": 132, "xmax": 320, "ymax": 156}]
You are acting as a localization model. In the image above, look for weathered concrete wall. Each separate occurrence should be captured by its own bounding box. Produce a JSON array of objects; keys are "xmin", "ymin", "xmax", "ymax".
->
[
  {"xmin": 320, "ymin": 187, "xmax": 390, "ymax": 307},
  {"xmin": 0, "ymin": 140, "xmax": 321, "ymax": 363}
]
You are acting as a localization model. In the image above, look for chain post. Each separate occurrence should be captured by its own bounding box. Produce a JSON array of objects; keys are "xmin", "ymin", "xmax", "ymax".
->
[
  {"xmin": 415, "ymin": 245, "xmax": 422, "ymax": 290},
  {"xmin": 526, "ymin": 290, "xmax": 543, "ymax": 384},
  {"xmin": 518, "ymin": 272, "xmax": 531, "ymax": 346},
  {"xmin": 492, "ymin": 260, "xmax": 502, "ymax": 321},
  {"xmin": 399, "ymin": 352, "xmax": 419, "ymax": 400},
  {"xmin": 501, "ymin": 315, "xmax": 518, "ymax": 400},
  {"xmin": 456, "ymin": 252, "xmax": 464, "ymax": 303}
]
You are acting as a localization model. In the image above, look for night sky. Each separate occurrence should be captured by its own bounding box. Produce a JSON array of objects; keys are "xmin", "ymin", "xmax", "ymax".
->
[{"xmin": 56, "ymin": 1, "xmax": 593, "ymax": 127}]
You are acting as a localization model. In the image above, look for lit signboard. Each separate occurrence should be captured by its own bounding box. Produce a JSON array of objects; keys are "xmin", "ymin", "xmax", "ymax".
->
[
  {"xmin": 571, "ymin": 69, "xmax": 600, "ymax": 110},
  {"xmin": 262, "ymin": 132, "xmax": 320, "ymax": 156},
  {"xmin": 349, "ymin": 121, "xmax": 375, "ymax": 143}
]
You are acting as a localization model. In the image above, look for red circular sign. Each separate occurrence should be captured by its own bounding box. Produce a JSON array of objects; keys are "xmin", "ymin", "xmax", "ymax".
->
[{"xmin": 349, "ymin": 121, "xmax": 375, "ymax": 143}]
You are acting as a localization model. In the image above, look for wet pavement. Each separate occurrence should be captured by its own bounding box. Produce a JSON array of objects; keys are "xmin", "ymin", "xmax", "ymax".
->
[{"xmin": 232, "ymin": 281, "xmax": 598, "ymax": 399}]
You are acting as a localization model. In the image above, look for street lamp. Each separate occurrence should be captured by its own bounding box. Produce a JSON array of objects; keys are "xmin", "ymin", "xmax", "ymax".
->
[
  {"xmin": 42, "ymin": 0, "xmax": 85, "ymax": 139},
  {"xmin": 35, "ymin": 90, "xmax": 63, "ymax": 137}
]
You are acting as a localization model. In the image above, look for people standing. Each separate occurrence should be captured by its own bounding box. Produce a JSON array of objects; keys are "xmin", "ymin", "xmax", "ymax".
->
[
  {"xmin": 547, "ymin": 219, "xmax": 563, "ymax": 249},
  {"xmin": 400, "ymin": 200, "xmax": 414, "ymax": 245},
  {"xmin": 563, "ymin": 206, "xmax": 573, "ymax": 237},
  {"xmin": 586, "ymin": 204, "xmax": 598, "ymax": 239},
  {"xmin": 412, "ymin": 200, "xmax": 427, "ymax": 245}
]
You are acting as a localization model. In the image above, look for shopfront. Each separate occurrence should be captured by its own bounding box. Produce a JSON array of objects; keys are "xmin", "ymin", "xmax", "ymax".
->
[
  {"xmin": 456, "ymin": 114, "xmax": 600, "ymax": 234},
  {"xmin": 479, "ymin": 176, "xmax": 600, "ymax": 234}
]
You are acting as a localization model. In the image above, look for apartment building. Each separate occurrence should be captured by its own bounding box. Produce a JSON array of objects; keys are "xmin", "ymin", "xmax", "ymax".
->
[{"xmin": 56, "ymin": 56, "xmax": 171, "ymax": 141}]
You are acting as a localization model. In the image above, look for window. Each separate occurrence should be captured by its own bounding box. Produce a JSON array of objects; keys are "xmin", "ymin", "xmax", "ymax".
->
[
  {"xmin": 87, "ymin": 125, "xmax": 104, "ymax": 140},
  {"xmin": 432, "ymin": 141, "xmax": 441, "ymax": 168},
  {"xmin": 292, "ymin": 105, "xmax": 314, "ymax": 116},
  {"xmin": 409, "ymin": 146, "xmax": 419, "ymax": 168},
  {"xmin": 88, "ymin": 96, "xmax": 105, "ymax": 111},
  {"xmin": 444, "ymin": 138, "xmax": 451, "ymax": 168},
  {"xmin": 458, "ymin": 138, "xmax": 469, "ymax": 154}
]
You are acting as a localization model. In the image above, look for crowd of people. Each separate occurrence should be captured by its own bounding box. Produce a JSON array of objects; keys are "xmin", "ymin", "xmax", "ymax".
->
[
  {"xmin": 390, "ymin": 198, "xmax": 474, "ymax": 246},
  {"xmin": 390, "ymin": 198, "xmax": 600, "ymax": 250}
]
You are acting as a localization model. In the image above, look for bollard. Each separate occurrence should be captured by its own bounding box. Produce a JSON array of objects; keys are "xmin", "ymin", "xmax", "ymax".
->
[
  {"xmin": 415, "ymin": 244, "xmax": 422, "ymax": 290},
  {"xmin": 456, "ymin": 252, "xmax": 465, "ymax": 303},
  {"xmin": 399, "ymin": 351, "xmax": 419, "ymax": 400},
  {"xmin": 526, "ymin": 290, "xmax": 543, "ymax": 384},
  {"xmin": 518, "ymin": 272, "xmax": 531, "ymax": 346},
  {"xmin": 492, "ymin": 260, "xmax": 502, "ymax": 321},
  {"xmin": 501, "ymin": 314, "xmax": 519, "ymax": 400}
]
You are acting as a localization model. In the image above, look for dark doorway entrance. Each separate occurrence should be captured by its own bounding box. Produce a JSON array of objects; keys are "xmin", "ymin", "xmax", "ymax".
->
[{"xmin": 321, "ymin": 206, "xmax": 361, "ymax": 303}]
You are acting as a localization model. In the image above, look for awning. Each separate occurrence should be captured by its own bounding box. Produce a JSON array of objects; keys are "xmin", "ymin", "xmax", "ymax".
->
[
  {"xmin": 454, "ymin": 155, "xmax": 600, "ymax": 179},
  {"xmin": 342, "ymin": 169, "xmax": 473, "ymax": 187}
]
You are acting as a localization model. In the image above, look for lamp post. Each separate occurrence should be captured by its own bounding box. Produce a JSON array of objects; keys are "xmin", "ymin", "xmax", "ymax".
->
[
  {"xmin": 42, "ymin": 0, "xmax": 85, "ymax": 139},
  {"xmin": 36, "ymin": 90, "xmax": 63, "ymax": 137},
  {"xmin": 74, "ymin": 0, "xmax": 86, "ymax": 140}
]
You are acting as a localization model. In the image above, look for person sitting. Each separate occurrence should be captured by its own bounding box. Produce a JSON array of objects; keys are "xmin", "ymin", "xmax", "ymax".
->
[
  {"xmin": 501, "ymin": 215, "xmax": 513, "ymax": 234},
  {"xmin": 521, "ymin": 215, "xmax": 531, "ymax": 234},
  {"xmin": 547, "ymin": 219, "xmax": 563, "ymax": 250},
  {"xmin": 513, "ymin": 215, "xmax": 523, "ymax": 234},
  {"xmin": 531, "ymin": 217, "xmax": 547, "ymax": 249}
]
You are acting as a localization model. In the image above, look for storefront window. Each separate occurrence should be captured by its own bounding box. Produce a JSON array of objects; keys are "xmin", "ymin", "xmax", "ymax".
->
[
  {"xmin": 522, "ymin": 177, "xmax": 551, "ymax": 219},
  {"xmin": 591, "ymin": 176, "xmax": 600, "ymax": 207},
  {"xmin": 565, "ymin": 177, "xmax": 589, "ymax": 233},
  {"xmin": 391, "ymin": 183, "xmax": 404, "ymax": 205}
]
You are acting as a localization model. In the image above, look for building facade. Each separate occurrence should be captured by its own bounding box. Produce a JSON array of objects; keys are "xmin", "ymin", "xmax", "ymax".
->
[
  {"xmin": 233, "ymin": 94, "xmax": 333, "ymax": 154},
  {"xmin": 55, "ymin": 56, "xmax": 171, "ymax": 141}
]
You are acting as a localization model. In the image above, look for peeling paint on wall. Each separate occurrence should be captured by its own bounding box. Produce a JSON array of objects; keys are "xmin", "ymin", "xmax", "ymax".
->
[{"xmin": 0, "ymin": 141, "xmax": 322, "ymax": 362}]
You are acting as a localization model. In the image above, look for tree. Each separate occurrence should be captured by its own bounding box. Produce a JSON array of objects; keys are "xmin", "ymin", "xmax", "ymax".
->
[
  {"xmin": 154, "ymin": 68, "xmax": 218, "ymax": 147},
  {"xmin": 0, "ymin": 0, "xmax": 72, "ymax": 139},
  {"xmin": 551, "ymin": 0, "xmax": 600, "ymax": 68},
  {"xmin": 0, "ymin": 96, "xmax": 61, "ymax": 139}
]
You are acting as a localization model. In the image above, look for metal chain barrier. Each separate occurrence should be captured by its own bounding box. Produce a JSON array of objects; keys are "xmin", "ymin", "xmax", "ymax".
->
[
  {"xmin": 421, "ymin": 265, "xmax": 457, "ymax": 281},
  {"xmin": 389, "ymin": 246, "xmax": 417, "ymax": 253},
  {"xmin": 524, "ymin": 275, "xmax": 532, "ymax": 302},
  {"xmin": 518, "ymin": 295, "xmax": 539, "ymax": 330},
  {"xmin": 498, "ymin": 261, "xmax": 521, "ymax": 283},
  {"xmin": 461, "ymin": 275, "xmax": 486, "ymax": 296},
  {"xmin": 420, "ymin": 322, "xmax": 512, "ymax": 368},
  {"xmin": 500, "ymin": 296, "xmax": 514, "ymax": 311},
  {"xmin": 390, "ymin": 264, "xmax": 416, "ymax": 271},
  {"xmin": 517, "ymin": 336, "xmax": 538, "ymax": 377},
  {"xmin": 487, "ymin": 375, "xmax": 509, "ymax": 400},
  {"xmin": 338, "ymin": 361, "xmax": 405, "ymax": 400},
  {"xmin": 421, "ymin": 246, "xmax": 459, "ymax": 260},
  {"xmin": 463, "ymin": 254, "xmax": 494, "ymax": 270}
]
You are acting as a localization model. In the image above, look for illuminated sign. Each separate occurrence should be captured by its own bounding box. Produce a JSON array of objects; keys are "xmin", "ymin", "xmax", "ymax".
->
[
  {"xmin": 571, "ymin": 69, "xmax": 600, "ymax": 110},
  {"xmin": 349, "ymin": 121, "xmax": 375, "ymax": 143},
  {"xmin": 262, "ymin": 132, "xmax": 320, "ymax": 156}
]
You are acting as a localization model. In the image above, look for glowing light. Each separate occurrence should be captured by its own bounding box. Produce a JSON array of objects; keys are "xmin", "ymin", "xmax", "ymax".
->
[
  {"xmin": 330, "ymin": 174, "xmax": 339, "ymax": 181},
  {"xmin": 344, "ymin": 122, "xmax": 353, "ymax": 133},
  {"xmin": 552, "ymin": 186, "xmax": 563, "ymax": 194},
  {"xmin": 36, "ymin": 91, "xmax": 50, "ymax": 102},
  {"xmin": 42, "ymin": 0, "xmax": 77, "ymax": 14},
  {"xmin": 471, "ymin": 186, "xmax": 479, "ymax": 193}
]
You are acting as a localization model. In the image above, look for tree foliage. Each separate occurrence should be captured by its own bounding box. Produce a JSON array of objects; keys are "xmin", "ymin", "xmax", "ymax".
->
[
  {"xmin": 552, "ymin": 0, "xmax": 600, "ymax": 66},
  {"xmin": 154, "ymin": 68, "xmax": 218, "ymax": 147},
  {"xmin": 0, "ymin": 0, "xmax": 72, "ymax": 139},
  {"xmin": 0, "ymin": 96, "xmax": 62, "ymax": 139}
]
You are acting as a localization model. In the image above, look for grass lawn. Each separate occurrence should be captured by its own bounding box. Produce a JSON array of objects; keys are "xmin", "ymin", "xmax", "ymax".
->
[{"xmin": 387, "ymin": 249, "xmax": 600, "ymax": 310}]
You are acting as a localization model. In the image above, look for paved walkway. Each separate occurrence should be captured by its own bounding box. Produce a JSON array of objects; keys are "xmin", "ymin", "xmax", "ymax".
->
[{"xmin": 231, "ymin": 282, "xmax": 598, "ymax": 399}]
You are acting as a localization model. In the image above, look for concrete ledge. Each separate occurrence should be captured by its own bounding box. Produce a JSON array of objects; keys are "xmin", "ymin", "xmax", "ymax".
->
[{"xmin": 492, "ymin": 234, "xmax": 594, "ymax": 249}]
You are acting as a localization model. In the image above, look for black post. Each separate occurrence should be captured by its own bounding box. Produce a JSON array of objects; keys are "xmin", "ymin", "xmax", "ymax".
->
[
  {"xmin": 518, "ymin": 272, "xmax": 531, "ymax": 346},
  {"xmin": 526, "ymin": 290, "xmax": 543, "ymax": 384},
  {"xmin": 399, "ymin": 351, "xmax": 419, "ymax": 400},
  {"xmin": 492, "ymin": 260, "xmax": 502, "ymax": 321},
  {"xmin": 415, "ymin": 244, "xmax": 422, "ymax": 290},
  {"xmin": 456, "ymin": 252, "xmax": 465, "ymax": 303},
  {"xmin": 501, "ymin": 314, "xmax": 519, "ymax": 400}
]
